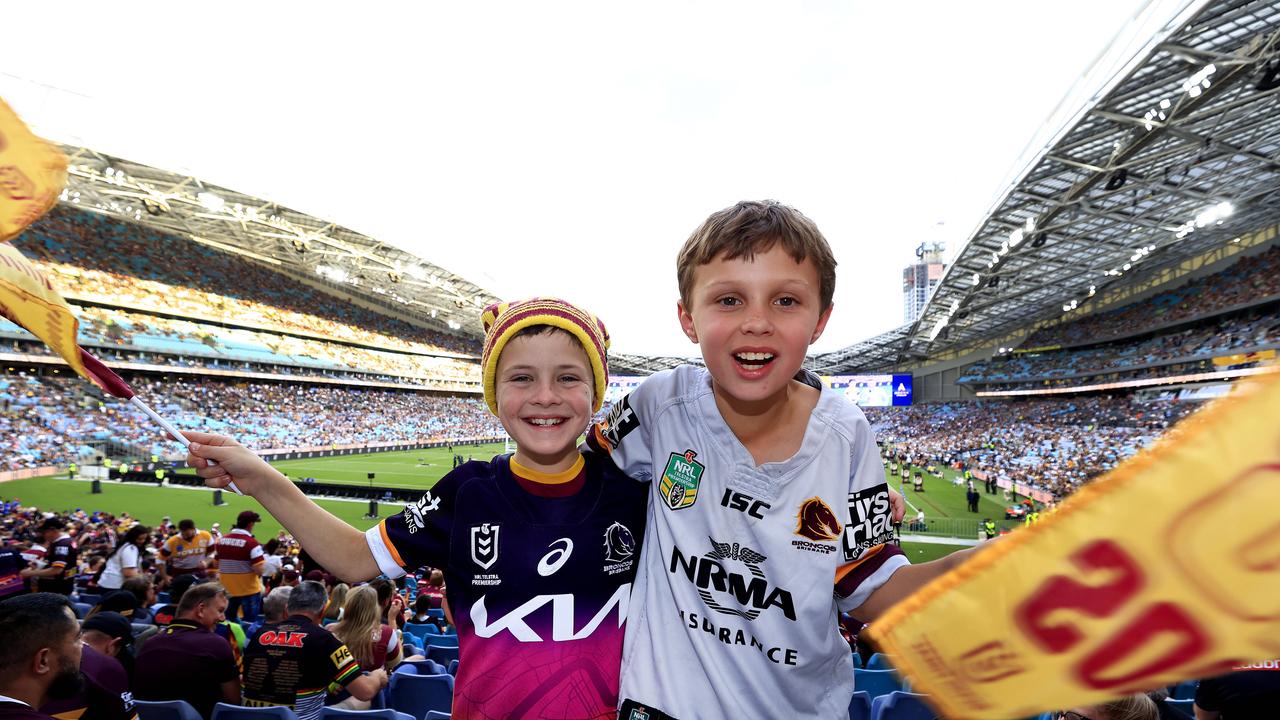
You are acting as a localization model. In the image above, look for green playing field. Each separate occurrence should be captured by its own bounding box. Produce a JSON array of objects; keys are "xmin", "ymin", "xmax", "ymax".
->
[
  {"xmin": 268, "ymin": 442, "xmax": 510, "ymax": 489},
  {"xmin": 1, "ymin": 447, "xmax": 1017, "ymax": 559}
]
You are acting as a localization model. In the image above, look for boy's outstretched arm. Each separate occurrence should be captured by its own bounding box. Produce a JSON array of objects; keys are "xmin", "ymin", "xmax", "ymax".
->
[
  {"xmin": 848, "ymin": 543, "xmax": 984, "ymax": 621},
  {"xmin": 181, "ymin": 431, "xmax": 381, "ymax": 582}
]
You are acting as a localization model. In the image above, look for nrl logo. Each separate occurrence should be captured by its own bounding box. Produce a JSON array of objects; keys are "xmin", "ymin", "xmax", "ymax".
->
[
  {"xmin": 660, "ymin": 449, "xmax": 704, "ymax": 511},
  {"xmin": 471, "ymin": 523, "xmax": 500, "ymax": 570}
]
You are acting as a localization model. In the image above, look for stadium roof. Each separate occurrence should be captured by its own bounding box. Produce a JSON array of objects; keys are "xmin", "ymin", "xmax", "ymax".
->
[
  {"xmin": 56, "ymin": 147, "xmax": 499, "ymax": 345},
  {"xmin": 814, "ymin": 0, "xmax": 1280, "ymax": 373}
]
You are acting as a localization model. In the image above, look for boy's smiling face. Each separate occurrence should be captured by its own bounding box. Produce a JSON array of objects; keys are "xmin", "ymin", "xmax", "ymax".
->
[
  {"xmin": 495, "ymin": 330, "xmax": 594, "ymax": 474},
  {"xmin": 678, "ymin": 245, "xmax": 832, "ymax": 408}
]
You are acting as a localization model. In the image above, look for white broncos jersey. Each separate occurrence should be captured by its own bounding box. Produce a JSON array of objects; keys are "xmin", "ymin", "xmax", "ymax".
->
[{"xmin": 588, "ymin": 365, "xmax": 909, "ymax": 720}]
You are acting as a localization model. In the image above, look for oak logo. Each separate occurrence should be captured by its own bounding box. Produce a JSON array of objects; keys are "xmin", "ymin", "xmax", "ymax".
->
[
  {"xmin": 259, "ymin": 630, "xmax": 307, "ymax": 648},
  {"xmin": 795, "ymin": 497, "xmax": 842, "ymax": 541}
]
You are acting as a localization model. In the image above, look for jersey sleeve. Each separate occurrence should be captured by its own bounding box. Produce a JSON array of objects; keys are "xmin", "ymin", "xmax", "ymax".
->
[
  {"xmin": 835, "ymin": 411, "xmax": 909, "ymax": 613},
  {"xmin": 48, "ymin": 540, "xmax": 71, "ymax": 569},
  {"xmin": 365, "ymin": 471, "xmax": 460, "ymax": 578},
  {"xmin": 160, "ymin": 536, "xmax": 177, "ymax": 559},
  {"xmin": 586, "ymin": 369, "xmax": 673, "ymax": 482}
]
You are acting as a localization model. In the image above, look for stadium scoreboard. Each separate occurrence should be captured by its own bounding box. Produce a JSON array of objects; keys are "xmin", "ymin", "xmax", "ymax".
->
[
  {"xmin": 604, "ymin": 373, "xmax": 913, "ymax": 407},
  {"xmin": 823, "ymin": 374, "xmax": 913, "ymax": 406}
]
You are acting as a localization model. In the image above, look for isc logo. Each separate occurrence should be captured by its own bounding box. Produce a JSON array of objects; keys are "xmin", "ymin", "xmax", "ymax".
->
[
  {"xmin": 720, "ymin": 489, "xmax": 770, "ymax": 519},
  {"xmin": 471, "ymin": 583, "xmax": 630, "ymax": 642}
]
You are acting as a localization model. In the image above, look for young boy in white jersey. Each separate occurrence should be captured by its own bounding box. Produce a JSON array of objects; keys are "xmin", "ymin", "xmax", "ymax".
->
[{"xmin": 588, "ymin": 200, "xmax": 981, "ymax": 720}]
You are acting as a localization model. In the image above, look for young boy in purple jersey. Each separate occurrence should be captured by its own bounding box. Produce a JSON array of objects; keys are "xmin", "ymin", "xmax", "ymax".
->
[{"xmin": 181, "ymin": 298, "xmax": 647, "ymax": 720}]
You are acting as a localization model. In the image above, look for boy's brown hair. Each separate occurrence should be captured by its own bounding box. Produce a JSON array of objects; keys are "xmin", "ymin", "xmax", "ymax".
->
[{"xmin": 677, "ymin": 200, "xmax": 838, "ymax": 311}]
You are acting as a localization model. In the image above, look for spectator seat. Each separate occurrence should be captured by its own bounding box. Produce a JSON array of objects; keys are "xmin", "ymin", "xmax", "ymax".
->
[
  {"xmin": 388, "ymin": 672, "xmax": 454, "ymax": 719},
  {"xmin": 869, "ymin": 691, "xmax": 937, "ymax": 720},
  {"xmin": 211, "ymin": 703, "xmax": 299, "ymax": 720},
  {"xmin": 133, "ymin": 699, "xmax": 203, "ymax": 720}
]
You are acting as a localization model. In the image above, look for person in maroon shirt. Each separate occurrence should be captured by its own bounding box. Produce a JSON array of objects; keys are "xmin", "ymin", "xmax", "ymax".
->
[
  {"xmin": 41, "ymin": 642, "xmax": 136, "ymax": 720},
  {"xmin": 0, "ymin": 593, "xmax": 85, "ymax": 720},
  {"xmin": 133, "ymin": 583, "xmax": 240, "ymax": 720}
]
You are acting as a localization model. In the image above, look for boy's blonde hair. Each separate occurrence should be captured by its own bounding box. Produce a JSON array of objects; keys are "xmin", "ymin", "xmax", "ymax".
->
[{"xmin": 677, "ymin": 200, "xmax": 837, "ymax": 311}]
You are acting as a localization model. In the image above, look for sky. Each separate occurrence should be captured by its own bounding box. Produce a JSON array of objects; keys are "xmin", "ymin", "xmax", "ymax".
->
[{"xmin": 0, "ymin": 0, "xmax": 1156, "ymax": 356}]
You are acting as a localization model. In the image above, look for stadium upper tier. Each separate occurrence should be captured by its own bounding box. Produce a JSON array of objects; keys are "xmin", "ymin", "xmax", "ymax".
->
[
  {"xmin": 958, "ymin": 244, "xmax": 1280, "ymax": 388},
  {"xmin": 866, "ymin": 392, "xmax": 1195, "ymax": 500},
  {"xmin": 14, "ymin": 208, "xmax": 482, "ymax": 357},
  {"xmin": 1, "ymin": 371, "xmax": 505, "ymax": 472}
]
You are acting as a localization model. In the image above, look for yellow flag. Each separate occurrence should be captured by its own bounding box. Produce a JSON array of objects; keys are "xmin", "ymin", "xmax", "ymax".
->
[
  {"xmin": 0, "ymin": 242, "xmax": 88, "ymax": 378},
  {"xmin": 0, "ymin": 97, "xmax": 68, "ymax": 242},
  {"xmin": 867, "ymin": 370, "xmax": 1280, "ymax": 719}
]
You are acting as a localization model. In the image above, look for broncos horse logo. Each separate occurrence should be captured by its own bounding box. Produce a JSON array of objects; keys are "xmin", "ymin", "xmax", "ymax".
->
[
  {"xmin": 603, "ymin": 522, "xmax": 636, "ymax": 563},
  {"xmin": 795, "ymin": 497, "xmax": 842, "ymax": 542}
]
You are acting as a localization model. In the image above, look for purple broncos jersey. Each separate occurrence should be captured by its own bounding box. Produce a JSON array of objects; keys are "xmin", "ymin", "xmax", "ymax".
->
[{"xmin": 366, "ymin": 452, "xmax": 647, "ymax": 720}]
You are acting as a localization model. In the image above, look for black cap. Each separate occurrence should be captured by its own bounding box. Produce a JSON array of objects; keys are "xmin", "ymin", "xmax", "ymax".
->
[
  {"xmin": 83, "ymin": 612, "xmax": 134, "ymax": 647},
  {"xmin": 38, "ymin": 517, "xmax": 66, "ymax": 532},
  {"xmin": 98, "ymin": 590, "xmax": 140, "ymax": 618}
]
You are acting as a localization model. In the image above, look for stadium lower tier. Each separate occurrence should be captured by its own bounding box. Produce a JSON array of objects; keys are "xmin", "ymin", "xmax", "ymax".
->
[
  {"xmin": 865, "ymin": 390, "xmax": 1198, "ymax": 500},
  {"xmin": 1, "ymin": 370, "xmax": 505, "ymax": 472}
]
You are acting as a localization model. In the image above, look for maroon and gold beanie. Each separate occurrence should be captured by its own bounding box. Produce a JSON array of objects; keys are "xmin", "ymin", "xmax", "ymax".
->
[{"xmin": 480, "ymin": 297, "xmax": 610, "ymax": 416}]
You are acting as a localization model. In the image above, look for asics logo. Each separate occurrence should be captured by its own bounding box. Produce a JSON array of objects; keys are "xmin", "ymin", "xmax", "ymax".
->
[{"xmin": 537, "ymin": 538, "xmax": 574, "ymax": 576}]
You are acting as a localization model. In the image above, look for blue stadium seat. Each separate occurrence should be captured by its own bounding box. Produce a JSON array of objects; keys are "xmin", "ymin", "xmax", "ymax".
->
[
  {"xmin": 869, "ymin": 691, "xmax": 937, "ymax": 720},
  {"xmin": 1164, "ymin": 698, "xmax": 1194, "ymax": 713},
  {"xmin": 426, "ymin": 608, "xmax": 445, "ymax": 619},
  {"xmin": 418, "ymin": 632, "xmax": 454, "ymax": 648},
  {"xmin": 866, "ymin": 653, "xmax": 894, "ymax": 671},
  {"xmin": 424, "ymin": 713, "xmax": 451, "ymax": 720},
  {"xmin": 851, "ymin": 652, "xmax": 863, "ymax": 669},
  {"xmin": 72, "ymin": 602, "xmax": 93, "ymax": 619},
  {"xmin": 157, "ymin": 591, "xmax": 170, "ymax": 603},
  {"xmin": 388, "ymin": 672, "xmax": 454, "ymax": 719},
  {"xmin": 398, "ymin": 659, "xmax": 446, "ymax": 676},
  {"xmin": 1168, "ymin": 679, "xmax": 1198, "ymax": 700},
  {"xmin": 211, "ymin": 703, "xmax": 299, "ymax": 720},
  {"xmin": 402, "ymin": 622, "xmax": 436, "ymax": 642},
  {"xmin": 447, "ymin": 660, "xmax": 458, "ymax": 677},
  {"xmin": 319, "ymin": 708, "xmax": 415, "ymax": 720},
  {"xmin": 133, "ymin": 699, "xmax": 203, "ymax": 720},
  {"xmin": 426, "ymin": 645, "xmax": 459, "ymax": 666},
  {"xmin": 77, "ymin": 593, "xmax": 101, "ymax": 606},
  {"xmin": 853, "ymin": 669, "xmax": 903, "ymax": 701},
  {"xmin": 849, "ymin": 690, "xmax": 872, "ymax": 720}
]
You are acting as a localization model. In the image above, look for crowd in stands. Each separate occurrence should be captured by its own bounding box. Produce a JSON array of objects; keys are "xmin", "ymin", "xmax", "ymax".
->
[
  {"xmin": 864, "ymin": 393, "xmax": 1196, "ymax": 499},
  {"xmin": 48, "ymin": 304, "xmax": 480, "ymax": 383},
  {"xmin": 961, "ymin": 305, "xmax": 1280, "ymax": 385},
  {"xmin": 1, "ymin": 370, "xmax": 505, "ymax": 471},
  {"xmin": 1024, "ymin": 244, "xmax": 1280, "ymax": 349},
  {"xmin": 15, "ymin": 207, "xmax": 481, "ymax": 357},
  {"xmin": 0, "ymin": 501, "xmax": 455, "ymax": 720}
]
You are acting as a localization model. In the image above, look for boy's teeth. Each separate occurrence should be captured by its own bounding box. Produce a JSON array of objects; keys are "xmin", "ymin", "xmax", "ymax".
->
[
  {"xmin": 735, "ymin": 352, "xmax": 774, "ymax": 362},
  {"xmin": 529, "ymin": 418, "xmax": 563, "ymax": 426}
]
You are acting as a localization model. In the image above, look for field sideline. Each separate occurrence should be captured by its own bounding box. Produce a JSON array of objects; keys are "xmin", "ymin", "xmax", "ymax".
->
[{"xmin": 2, "ymin": 447, "xmax": 1018, "ymax": 560}]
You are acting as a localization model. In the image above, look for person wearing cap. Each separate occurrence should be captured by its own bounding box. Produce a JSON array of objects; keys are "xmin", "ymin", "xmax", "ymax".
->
[
  {"xmin": 19, "ymin": 520, "xmax": 78, "ymax": 596},
  {"xmin": 180, "ymin": 297, "xmax": 648, "ymax": 719},
  {"xmin": 158, "ymin": 519, "xmax": 214, "ymax": 585},
  {"xmin": 42, "ymin": 613, "xmax": 136, "ymax": 720},
  {"xmin": 214, "ymin": 511, "xmax": 266, "ymax": 622}
]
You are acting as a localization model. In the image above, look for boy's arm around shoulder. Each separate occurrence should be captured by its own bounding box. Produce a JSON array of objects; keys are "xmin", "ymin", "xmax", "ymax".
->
[
  {"xmin": 182, "ymin": 430, "xmax": 379, "ymax": 582},
  {"xmin": 585, "ymin": 366, "xmax": 692, "ymax": 481}
]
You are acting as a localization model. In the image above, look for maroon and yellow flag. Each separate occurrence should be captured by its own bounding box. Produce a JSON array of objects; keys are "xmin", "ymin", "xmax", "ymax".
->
[
  {"xmin": 0, "ymin": 95, "xmax": 86, "ymax": 379},
  {"xmin": 0, "ymin": 98, "xmax": 67, "ymax": 242},
  {"xmin": 867, "ymin": 370, "xmax": 1280, "ymax": 718}
]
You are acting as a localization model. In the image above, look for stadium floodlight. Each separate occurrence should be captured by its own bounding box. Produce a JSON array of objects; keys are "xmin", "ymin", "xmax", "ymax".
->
[
  {"xmin": 447, "ymin": 320, "xmax": 461, "ymax": 330},
  {"xmin": 928, "ymin": 317, "xmax": 948, "ymax": 342},
  {"xmin": 430, "ymin": 309, "xmax": 438, "ymax": 318},
  {"xmin": 197, "ymin": 192, "xmax": 225, "ymax": 212},
  {"xmin": 972, "ymin": 272, "xmax": 981, "ymax": 287},
  {"xmin": 1009, "ymin": 229, "xmax": 1023, "ymax": 247},
  {"xmin": 1024, "ymin": 217, "xmax": 1035, "ymax": 233}
]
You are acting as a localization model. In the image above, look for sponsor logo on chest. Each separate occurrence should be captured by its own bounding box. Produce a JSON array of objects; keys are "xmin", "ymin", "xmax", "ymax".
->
[{"xmin": 670, "ymin": 538, "xmax": 796, "ymax": 621}]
